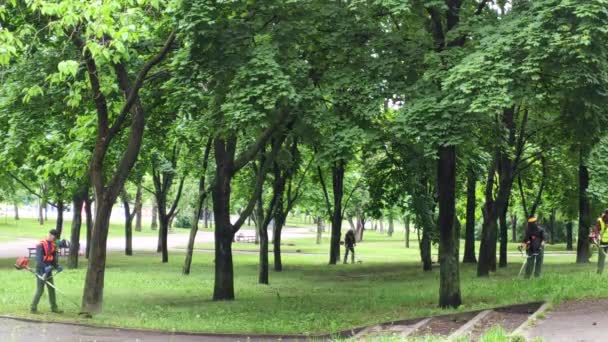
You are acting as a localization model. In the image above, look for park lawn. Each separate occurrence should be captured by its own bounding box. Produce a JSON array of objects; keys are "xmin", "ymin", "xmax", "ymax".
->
[
  {"xmin": 0, "ymin": 218, "xmax": 160, "ymax": 240},
  {"xmin": 0, "ymin": 240, "xmax": 604, "ymax": 336},
  {"xmin": 194, "ymin": 229, "xmax": 573, "ymax": 260}
]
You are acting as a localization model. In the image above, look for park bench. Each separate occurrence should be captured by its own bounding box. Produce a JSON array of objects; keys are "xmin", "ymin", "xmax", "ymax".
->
[
  {"xmin": 28, "ymin": 247, "xmax": 71, "ymax": 258},
  {"xmin": 235, "ymin": 233, "xmax": 256, "ymax": 243},
  {"xmin": 27, "ymin": 240, "xmax": 71, "ymax": 258}
]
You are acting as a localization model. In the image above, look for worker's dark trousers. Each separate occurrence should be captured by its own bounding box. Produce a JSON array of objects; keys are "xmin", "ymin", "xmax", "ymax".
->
[
  {"xmin": 524, "ymin": 250, "xmax": 543, "ymax": 279},
  {"xmin": 31, "ymin": 274, "xmax": 57, "ymax": 311},
  {"xmin": 597, "ymin": 246, "xmax": 608, "ymax": 274},
  {"xmin": 344, "ymin": 246, "xmax": 355, "ymax": 264}
]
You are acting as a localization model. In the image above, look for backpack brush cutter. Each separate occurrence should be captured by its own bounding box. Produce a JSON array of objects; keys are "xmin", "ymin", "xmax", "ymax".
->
[{"xmin": 14, "ymin": 257, "xmax": 92, "ymax": 317}]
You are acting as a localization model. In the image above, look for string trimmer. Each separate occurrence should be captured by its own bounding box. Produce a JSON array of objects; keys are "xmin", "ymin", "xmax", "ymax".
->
[
  {"xmin": 517, "ymin": 245, "xmax": 541, "ymax": 278},
  {"xmin": 590, "ymin": 229, "xmax": 607, "ymax": 259},
  {"xmin": 13, "ymin": 257, "xmax": 86, "ymax": 315}
]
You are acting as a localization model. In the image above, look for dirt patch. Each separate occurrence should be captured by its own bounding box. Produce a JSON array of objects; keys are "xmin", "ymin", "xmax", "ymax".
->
[
  {"xmin": 413, "ymin": 312, "xmax": 478, "ymax": 337},
  {"xmin": 468, "ymin": 302, "xmax": 542, "ymax": 341}
]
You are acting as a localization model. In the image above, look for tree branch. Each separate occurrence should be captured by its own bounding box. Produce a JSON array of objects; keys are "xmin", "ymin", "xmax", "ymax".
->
[
  {"xmin": 517, "ymin": 175, "xmax": 529, "ymax": 219},
  {"xmin": 7, "ymin": 172, "xmax": 57, "ymax": 208},
  {"xmin": 232, "ymin": 110, "xmax": 290, "ymax": 173},
  {"xmin": 529, "ymin": 156, "xmax": 547, "ymax": 218},
  {"xmin": 341, "ymin": 178, "xmax": 362, "ymax": 218},
  {"xmin": 107, "ymin": 31, "xmax": 176, "ymax": 140},
  {"xmin": 233, "ymin": 135, "xmax": 286, "ymax": 232},
  {"xmin": 168, "ymin": 175, "xmax": 186, "ymax": 218},
  {"xmin": 286, "ymin": 156, "xmax": 314, "ymax": 211},
  {"xmin": 317, "ymin": 166, "xmax": 333, "ymax": 218}
]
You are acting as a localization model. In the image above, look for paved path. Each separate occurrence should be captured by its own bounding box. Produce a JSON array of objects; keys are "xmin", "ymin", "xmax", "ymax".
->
[
  {"xmin": 0, "ymin": 228, "xmax": 314, "ymax": 259},
  {"xmin": 0, "ymin": 317, "xmax": 308, "ymax": 342},
  {"xmin": 527, "ymin": 299, "xmax": 608, "ymax": 342}
]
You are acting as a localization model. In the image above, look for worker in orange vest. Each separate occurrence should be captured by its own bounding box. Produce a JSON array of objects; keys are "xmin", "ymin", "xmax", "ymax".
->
[{"xmin": 30, "ymin": 229, "xmax": 63, "ymax": 314}]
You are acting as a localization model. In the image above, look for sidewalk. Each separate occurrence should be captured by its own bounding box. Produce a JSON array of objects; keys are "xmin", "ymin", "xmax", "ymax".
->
[
  {"xmin": 526, "ymin": 299, "xmax": 608, "ymax": 342},
  {"xmin": 0, "ymin": 316, "xmax": 306, "ymax": 342},
  {"xmin": 0, "ymin": 228, "xmax": 314, "ymax": 259}
]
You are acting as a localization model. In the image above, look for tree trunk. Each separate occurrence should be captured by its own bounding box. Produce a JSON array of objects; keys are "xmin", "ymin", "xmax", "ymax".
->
[
  {"xmin": 463, "ymin": 168, "xmax": 477, "ymax": 263},
  {"xmin": 183, "ymin": 178, "xmax": 206, "ymax": 275},
  {"xmin": 379, "ymin": 219, "xmax": 384, "ymax": 233},
  {"xmin": 577, "ymin": 157, "xmax": 591, "ymax": 263},
  {"xmin": 159, "ymin": 214, "xmax": 169, "ymax": 263},
  {"xmin": 478, "ymin": 217, "xmax": 498, "ymax": 276},
  {"xmin": 253, "ymin": 190, "xmax": 269, "ymax": 284},
  {"xmin": 420, "ymin": 228, "xmax": 432, "ymax": 271},
  {"xmin": 121, "ymin": 190, "xmax": 133, "ymax": 256},
  {"xmin": 157, "ymin": 224, "xmax": 162, "ymax": 253},
  {"xmin": 151, "ymin": 201, "xmax": 158, "ymax": 230},
  {"xmin": 14, "ymin": 203, "xmax": 19, "ymax": 220},
  {"xmin": 437, "ymin": 146, "xmax": 461, "ymax": 308},
  {"xmin": 38, "ymin": 199, "xmax": 44, "ymax": 225},
  {"xmin": 355, "ymin": 210, "xmax": 365, "ymax": 242},
  {"xmin": 55, "ymin": 201, "xmax": 64, "ymax": 236},
  {"xmin": 85, "ymin": 197, "xmax": 93, "ymax": 259},
  {"xmin": 168, "ymin": 210, "xmax": 178, "ymax": 231},
  {"xmin": 68, "ymin": 194, "xmax": 85, "ymax": 269},
  {"xmin": 347, "ymin": 217, "xmax": 355, "ymax": 230},
  {"xmin": 258, "ymin": 217, "xmax": 269, "ymax": 284},
  {"xmin": 405, "ymin": 216, "xmax": 410, "ymax": 248},
  {"xmin": 511, "ymin": 214, "xmax": 517, "ymax": 242},
  {"xmin": 478, "ymin": 162, "xmax": 497, "ymax": 277},
  {"xmin": 388, "ymin": 213, "xmax": 394, "ymax": 237},
  {"xmin": 329, "ymin": 162, "xmax": 345, "ymax": 265},
  {"xmin": 77, "ymin": 30, "xmax": 174, "ymax": 314},
  {"xmin": 204, "ymin": 207, "xmax": 209, "ymax": 229},
  {"xmin": 183, "ymin": 140, "xmax": 212, "ymax": 275},
  {"xmin": 566, "ymin": 221, "xmax": 573, "ymax": 251},
  {"xmin": 214, "ymin": 233, "xmax": 234, "ymax": 300},
  {"xmin": 212, "ymin": 139, "xmax": 236, "ymax": 301},
  {"xmin": 273, "ymin": 208, "xmax": 285, "ymax": 271},
  {"xmin": 489, "ymin": 227, "xmax": 498, "ymax": 272},
  {"xmin": 134, "ymin": 184, "xmax": 142, "ymax": 232},
  {"xmin": 499, "ymin": 205, "xmax": 508, "ymax": 268},
  {"xmin": 81, "ymin": 199, "xmax": 113, "ymax": 314},
  {"xmin": 549, "ymin": 208, "xmax": 556, "ymax": 244},
  {"xmin": 183, "ymin": 213, "xmax": 200, "ymax": 275},
  {"xmin": 478, "ymin": 107, "xmax": 519, "ymax": 275},
  {"xmin": 316, "ymin": 216, "xmax": 323, "ymax": 245}
]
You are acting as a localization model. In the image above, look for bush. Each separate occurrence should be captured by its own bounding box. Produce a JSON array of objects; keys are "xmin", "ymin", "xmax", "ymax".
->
[{"xmin": 174, "ymin": 214, "xmax": 192, "ymax": 229}]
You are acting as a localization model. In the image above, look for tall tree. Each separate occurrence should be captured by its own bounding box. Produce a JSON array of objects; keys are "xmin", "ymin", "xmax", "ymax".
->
[{"xmin": 183, "ymin": 139, "xmax": 213, "ymax": 275}]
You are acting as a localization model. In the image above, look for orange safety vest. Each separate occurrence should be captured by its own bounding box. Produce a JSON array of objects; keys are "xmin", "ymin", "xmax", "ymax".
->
[{"xmin": 40, "ymin": 240, "xmax": 55, "ymax": 263}]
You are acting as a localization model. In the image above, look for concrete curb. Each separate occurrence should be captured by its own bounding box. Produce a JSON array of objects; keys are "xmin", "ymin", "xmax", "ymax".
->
[
  {"xmin": 448, "ymin": 309, "xmax": 493, "ymax": 341},
  {"xmin": 510, "ymin": 301, "xmax": 551, "ymax": 338},
  {"xmin": 401, "ymin": 317, "xmax": 432, "ymax": 338}
]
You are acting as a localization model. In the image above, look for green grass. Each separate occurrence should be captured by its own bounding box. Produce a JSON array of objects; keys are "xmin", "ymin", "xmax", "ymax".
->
[
  {"xmin": 0, "ymin": 221, "xmax": 595, "ymax": 336},
  {"xmin": 195, "ymin": 229, "xmax": 573, "ymax": 260},
  {"xmin": 0, "ymin": 218, "xmax": 160, "ymax": 240},
  {"xmin": 0, "ymin": 232, "xmax": 604, "ymax": 336}
]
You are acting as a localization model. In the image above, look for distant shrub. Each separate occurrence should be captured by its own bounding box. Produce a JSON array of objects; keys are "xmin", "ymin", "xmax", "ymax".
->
[{"xmin": 174, "ymin": 214, "xmax": 192, "ymax": 229}]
